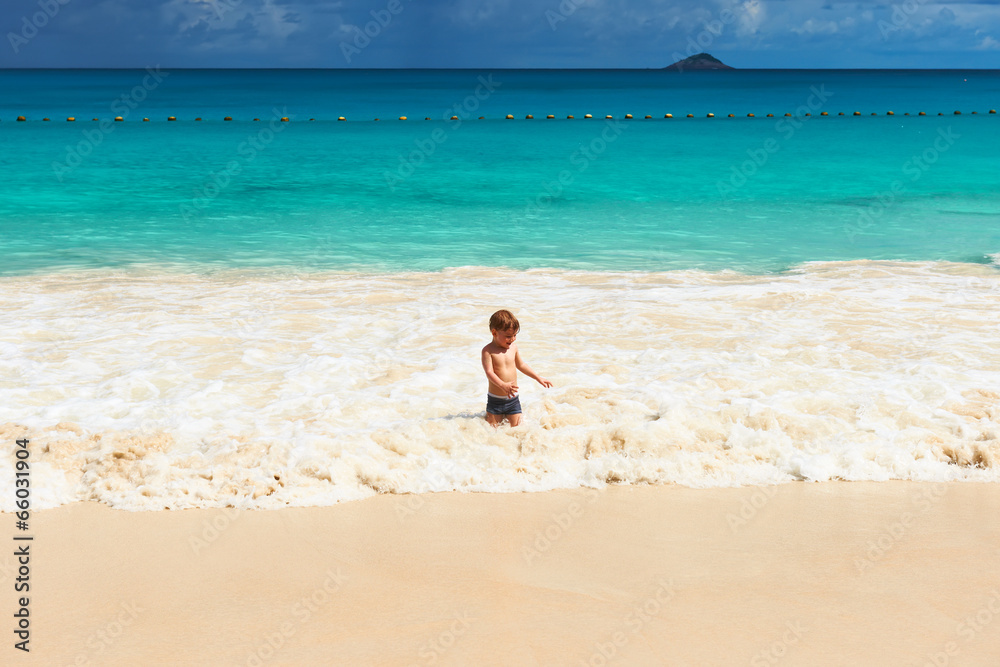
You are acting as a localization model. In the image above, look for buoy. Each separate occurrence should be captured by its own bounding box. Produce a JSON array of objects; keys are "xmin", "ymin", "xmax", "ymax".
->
[
  {"xmin": 478, "ymin": 116, "xmax": 484, "ymax": 119},
  {"xmin": 281, "ymin": 117, "xmax": 289, "ymax": 122},
  {"xmin": 338, "ymin": 117, "xmax": 346, "ymax": 121},
  {"xmin": 766, "ymin": 114, "xmax": 774, "ymax": 117},
  {"xmin": 785, "ymin": 113, "xmax": 792, "ymax": 117},
  {"xmin": 42, "ymin": 118, "xmax": 50, "ymax": 121},
  {"xmin": 804, "ymin": 113, "xmax": 811, "ymax": 117},
  {"xmin": 747, "ymin": 113, "xmax": 754, "ymax": 117},
  {"xmin": 16, "ymin": 116, "xmax": 25, "ymax": 122},
  {"xmin": 706, "ymin": 113, "xmax": 714, "ymax": 118},
  {"xmin": 584, "ymin": 114, "xmax": 592, "ymax": 119},
  {"xmin": 686, "ymin": 114, "xmax": 694, "ymax": 118},
  {"xmin": 399, "ymin": 116, "xmax": 406, "ymax": 120},
  {"xmin": 838, "ymin": 112, "xmax": 845, "ymax": 116},
  {"xmin": 645, "ymin": 115, "xmax": 652, "ymax": 119},
  {"xmin": 92, "ymin": 118, "xmax": 98, "ymax": 121},
  {"xmin": 506, "ymin": 114, "xmax": 513, "ymax": 119},
  {"xmin": 918, "ymin": 111, "xmax": 926, "ymax": 115},
  {"xmin": 990, "ymin": 110, "xmax": 996, "ymax": 114},
  {"xmin": 224, "ymin": 116, "xmax": 233, "ymax": 121},
  {"xmin": 887, "ymin": 111, "xmax": 894, "ymax": 115},
  {"xmin": 424, "ymin": 117, "xmax": 430, "ymax": 120},
  {"xmin": 168, "ymin": 116, "xmax": 176, "ymax": 121},
  {"xmin": 67, "ymin": 117, "xmax": 75, "ymax": 122},
  {"xmin": 938, "ymin": 112, "xmax": 944, "ymax": 116},
  {"xmin": 871, "ymin": 112, "xmax": 877, "ymax": 116},
  {"xmin": 954, "ymin": 110, "xmax": 961, "ymax": 115},
  {"xmin": 142, "ymin": 118, "xmax": 149, "ymax": 122},
  {"xmin": 115, "ymin": 116, "xmax": 124, "ymax": 121},
  {"xmin": 309, "ymin": 118, "xmax": 315, "ymax": 121},
  {"xmin": 567, "ymin": 115, "xmax": 574, "ymax": 119},
  {"xmin": 820, "ymin": 112, "xmax": 828, "ymax": 116},
  {"xmin": 727, "ymin": 114, "xmax": 734, "ymax": 117},
  {"xmin": 853, "ymin": 111, "xmax": 860, "ymax": 116},
  {"xmin": 525, "ymin": 115, "xmax": 533, "ymax": 119},
  {"xmin": 606, "ymin": 115, "xmax": 613, "ymax": 119},
  {"xmin": 195, "ymin": 117, "xmax": 202, "ymax": 121},
  {"xmin": 625, "ymin": 114, "xmax": 633, "ymax": 119},
  {"xmin": 664, "ymin": 114, "xmax": 673, "ymax": 118},
  {"xmin": 253, "ymin": 118, "xmax": 260, "ymax": 121},
  {"xmin": 452, "ymin": 116, "xmax": 459, "ymax": 120},
  {"xmin": 545, "ymin": 114, "xmax": 555, "ymax": 119},
  {"xmin": 374, "ymin": 118, "xmax": 379, "ymax": 121}
]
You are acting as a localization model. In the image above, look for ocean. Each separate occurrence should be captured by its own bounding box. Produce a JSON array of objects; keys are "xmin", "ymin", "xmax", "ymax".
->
[{"xmin": 1, "ymin": 69, "xmax": 998, "ymax": 510}]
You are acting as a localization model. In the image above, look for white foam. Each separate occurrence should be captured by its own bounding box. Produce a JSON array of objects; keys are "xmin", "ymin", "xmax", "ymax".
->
[{"xmin": 2, "ymin": 261, "xmax": 999, "ymax": 510}]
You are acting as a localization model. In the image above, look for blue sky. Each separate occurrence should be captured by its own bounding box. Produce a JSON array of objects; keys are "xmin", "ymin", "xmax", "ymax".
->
[{"xmin": 2, "ymin": 0, "xmax": 999, "ymax": 68}]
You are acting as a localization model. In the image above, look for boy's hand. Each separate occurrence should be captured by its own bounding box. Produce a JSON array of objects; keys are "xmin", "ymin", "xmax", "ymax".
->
[
  {"xmin": 537, "ymin": 377, "xmax": 553, "ymax": 388},
  {"xmin": 502, "ymin": 381, "xmax": 519, "ymax": 397}
]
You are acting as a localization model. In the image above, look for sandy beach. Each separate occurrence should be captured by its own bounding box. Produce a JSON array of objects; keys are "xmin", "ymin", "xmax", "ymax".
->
[{"xmin": 8, "ymin": 481, "xmax": 998, "ymax": 666}]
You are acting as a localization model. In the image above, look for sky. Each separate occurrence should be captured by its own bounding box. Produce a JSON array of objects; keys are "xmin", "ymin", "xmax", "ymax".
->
[{"xmin": 1, "ymin": 0, "xmax": 999, "ymax": 68}]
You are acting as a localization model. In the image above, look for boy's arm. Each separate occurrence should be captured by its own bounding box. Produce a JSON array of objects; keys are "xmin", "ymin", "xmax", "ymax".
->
[
  {"xmin": 514, "ymin": 348, "xmax": 553, "ymax": 388},
  {"xmin": 482, "ymin": 348, "xmax": 518, "ymax": 396}
]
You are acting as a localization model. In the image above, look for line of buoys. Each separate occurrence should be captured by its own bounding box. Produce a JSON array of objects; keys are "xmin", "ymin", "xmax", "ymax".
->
[{"xmin": 10, "ymin": 110, "xmax": 998, "ymax": 124}]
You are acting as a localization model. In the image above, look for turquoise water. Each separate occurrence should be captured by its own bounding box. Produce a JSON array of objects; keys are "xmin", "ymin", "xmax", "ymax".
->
[{"xmin": 1, "ymin": 69, "xmax": 998, "ymax": 275}]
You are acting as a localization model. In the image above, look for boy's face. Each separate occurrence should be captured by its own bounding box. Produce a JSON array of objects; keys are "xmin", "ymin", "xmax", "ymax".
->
[{"xmin": 492, "ymin": 328, "xmax": 517, "ymax": 349}]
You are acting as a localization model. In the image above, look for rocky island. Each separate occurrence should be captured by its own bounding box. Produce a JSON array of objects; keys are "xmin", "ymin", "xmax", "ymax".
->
[{"xmin": 663, "ymin": 53, "xmax": 734, "ymax": 71}]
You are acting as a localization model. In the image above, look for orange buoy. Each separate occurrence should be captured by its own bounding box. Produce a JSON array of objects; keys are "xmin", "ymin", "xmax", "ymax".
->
[
  {"xmin": 424, "ymin": 117, "xmax": 430, "ymax": 120},
  {"xmin": 195, "ymin": 117, "xmax": 203, "ymax": 121},
  {"xmin": 114, "ymin": 116, "xmax": 124, "ymax": 121},
  {"xmin": 954, "ymin": 110, "xmax": 961, "ymax": 115},
  {"xmin": 887, "ymin": 111, "xmax": 894, "ymax": 115},
  {"xmin": 990, "ymin": 110, "xmax": 996, "ymax": 114},
  {"xmin": 451, "ymin": 116, "xmax": 459, "ymax": 120},
  {"xmin": 567, "ymin": 115, "xmax": 574, "ymax": 119},
  {"xmin": 584, "ymin": 114, "xmax": 592, "ymax": 119},
  {"xmin": 853, "ymin": 111, "xmax": 861, "ymax": 116},
  {"xmin": 766, "ymin": 113, "xmax": 774, "ymax": 117},
  {"xmin": 399, "ymin": 116, "xmax": 406, "ymax": 120},
  {"xmin": 727, "ymin": 114, "xmax": 734, "ymax": 117},
  {"xmin": 374, "ymin": 118, "xmax": 380, "ymax": 121},
  {"xmin": 918, "ymin": 111, "xmax": 926, "ymax": 116},
  {"xmin": 747, "ymin": 113, "xmax": 754, "ymax": 117},
  {"xmin": 838, "ymin": 112, "xmax": 845, "ymax": 116},
  {"xmin": 16, "ymin": 116, "xmax": 26, "ymax": 122},
  {"xmin": 224, "ymin": 116, "xmax": 233, "ymax": 121},
  {"xmin": 606, "ymin": 115, "xmax": 613, "ymax": 119},
  {"xmin": 42, "ymin": 117, "xmax": 50, "ymax": 121},
  {"xmin": 804, "ymin": 113, "xmax": 811, "ymax": 117},
  {"xmin": 971, "ymin": 111, "xmax": 978, "ymax": 115},
  {"xmin": 338, "ymin": 117, "xmax": 346, "ymax": 121},
  {"xmin": 820, "ymin": 111, "xmax": 828, "ymax": 116},
  {"xmin": 706, "ymin": 113, "xmax": 714, "ymax": 118},
  {"xmin": 92, "ymin": 118, "xmax": 98, "ymax": 121},
  {"xmin": 547, "ymin": 114, "xmax": 555, "ymax": 119},
  {"xmin": 168, "ymin": 116, "xmax": 176, "ymax": 121},
  {"xmin": 938, "ymin": 112, "xmax": 944, "ymax": 116},
  {"xmin": 506, "ymin": 114, "xmax": 514, "ymax": 119},
  {"xmin": 785, "ymin": 113, "xmax": 792, "ymax": 117},
  {"xmin": 253, "ymin": 118, "xmax": 260, "ymax": 121},
  {"xmin": 686, "ymin": 114, "xmax": 694, "ymax": 118},
  {"xmin": 67, "ymin": 117, "xmax": 75, "ymax": 122},
  {"xmin": 645, "ymin": 115, "xmax": 652, "ymax": 119},
  {"xmin": 478, "ymin": 116, "xmax": 484, "ymax": 119},
  {"xmin": 142, "ymin": 118, "xmax": 149, "ymax": 122},
  {"xmin": 281, "ymin": 117, "xmax": 289, "ymax": 121},
  {"xmin": 625, "ymin": 114, "xmax": 633, "ymax": 119},
  {"xmin": 525, "ymin": 114, "xmax": 533, "ymax": 119},
  {"xmin": 664, "ymin": 114, "xmax": 673, "ymax": 118}
]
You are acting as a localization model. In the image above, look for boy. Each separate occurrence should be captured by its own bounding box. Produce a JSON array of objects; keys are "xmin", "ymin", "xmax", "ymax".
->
[{"xmin": 481, "ymin": 309, "xmax": 552, "ymax": 427}]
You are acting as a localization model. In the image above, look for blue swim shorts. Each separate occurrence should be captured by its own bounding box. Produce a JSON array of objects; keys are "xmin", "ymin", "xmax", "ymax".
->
[{"xmin": 486, "ymin": 392, "xmax": 522, "ymax": 416}]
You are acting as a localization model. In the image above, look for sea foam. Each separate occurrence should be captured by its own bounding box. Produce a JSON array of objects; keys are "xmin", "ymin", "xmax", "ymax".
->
[{"xmin": 2, "ymin": 261, "xmax": 998, "ymax": 510}]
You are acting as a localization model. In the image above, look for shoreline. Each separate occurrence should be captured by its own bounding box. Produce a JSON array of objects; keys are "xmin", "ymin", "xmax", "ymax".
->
[{"xmin": 16, "ymin": 482, "xmax": 1000, "ymax": 665}]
